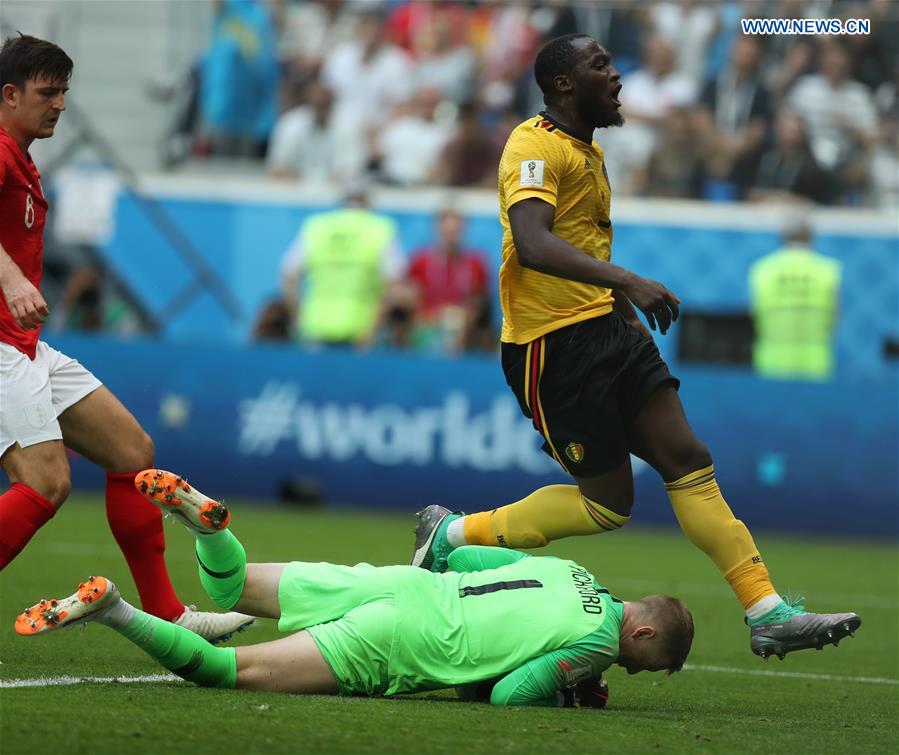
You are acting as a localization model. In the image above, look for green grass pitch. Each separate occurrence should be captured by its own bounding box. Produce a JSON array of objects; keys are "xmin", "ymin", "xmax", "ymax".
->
[{"xmin": 1, "ymin": 495, "xmax": 896, "ymax": 754}]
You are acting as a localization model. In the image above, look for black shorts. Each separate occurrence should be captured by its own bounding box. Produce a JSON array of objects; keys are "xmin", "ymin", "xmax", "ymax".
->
[{"xmin": 502, "ymin": 313, "xmax": 679, "ymax": 477}]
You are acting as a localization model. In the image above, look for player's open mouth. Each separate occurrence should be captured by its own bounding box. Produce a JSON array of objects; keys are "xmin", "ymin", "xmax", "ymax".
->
[{"xmin": 610, "ymin": 86, "xmax": 622, "ymax": 108}]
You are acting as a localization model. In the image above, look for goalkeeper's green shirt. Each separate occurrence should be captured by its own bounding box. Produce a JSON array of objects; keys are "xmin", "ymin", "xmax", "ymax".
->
[{"xmin": 390, "ymin": 546, "xmax": 622, "ymax": 705}]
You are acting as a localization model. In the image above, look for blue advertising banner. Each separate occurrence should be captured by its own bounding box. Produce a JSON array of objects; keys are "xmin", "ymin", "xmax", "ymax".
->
[{"xmin": 48, "ymin": 335, "xmax": 898, "ymax": 537}]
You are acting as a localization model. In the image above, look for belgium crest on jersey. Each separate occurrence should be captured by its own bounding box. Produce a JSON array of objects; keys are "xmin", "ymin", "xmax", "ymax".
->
[{"xmin": 565, "ymin": 442, "xmax": 585, "ymax": 464}]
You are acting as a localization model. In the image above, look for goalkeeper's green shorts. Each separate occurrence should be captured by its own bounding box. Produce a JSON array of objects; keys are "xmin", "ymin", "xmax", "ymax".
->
[{"xmin": 277, "ymin": 561, "xmax": 398, "ymax": 696}]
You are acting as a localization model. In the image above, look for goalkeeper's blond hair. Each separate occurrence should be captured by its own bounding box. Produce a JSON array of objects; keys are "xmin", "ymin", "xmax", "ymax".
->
[{"xmin": 637, "ymin": 594, "xmax": 695, "ymax": 674}]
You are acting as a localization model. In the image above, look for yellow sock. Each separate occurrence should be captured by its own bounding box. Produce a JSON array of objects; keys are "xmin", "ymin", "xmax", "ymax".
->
[
  {"xmin": 462, "ymin": 484, "xmax": 629, "ymax": 549},
  {"xmin": 665, "ymin": 465, "xmax": 778, "ymax": 611}
]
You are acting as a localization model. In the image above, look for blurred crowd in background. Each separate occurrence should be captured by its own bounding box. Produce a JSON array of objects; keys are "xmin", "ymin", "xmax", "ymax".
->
[
  {"xmin": 178, "ymin": 0, "xmax": 898, "ymax": 209},
  {"xmin": 44, "ymin": 0, "xmax": 896, "ymax": 359}
]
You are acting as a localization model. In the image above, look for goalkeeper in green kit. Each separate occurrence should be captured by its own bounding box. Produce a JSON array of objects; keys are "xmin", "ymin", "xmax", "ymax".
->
[{"xmin": 15, "ymin": 470, "xmax": 694, "ymax": 707}]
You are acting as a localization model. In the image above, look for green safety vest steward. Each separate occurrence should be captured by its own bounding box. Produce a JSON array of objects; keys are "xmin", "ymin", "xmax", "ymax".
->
[
  {"xmin": 299, "ymin": 208, "xmax": 397, "ymax": 342},
  {"xmin": 749, "ymin": 246, "xmax": 841, "ymax": 381}
]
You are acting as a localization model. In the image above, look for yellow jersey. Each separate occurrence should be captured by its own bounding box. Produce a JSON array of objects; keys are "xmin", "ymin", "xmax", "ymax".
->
[{"xmin": 498, "ymin": 114, "xmax": 614, "ymax": 344}]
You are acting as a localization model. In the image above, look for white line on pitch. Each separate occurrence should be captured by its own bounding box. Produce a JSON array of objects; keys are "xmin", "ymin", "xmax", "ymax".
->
[
  {"xmin": 0, "ymin": 673, "xmax": 182, "ymax": 689},
  {"xmin": 685, "ymin": 663, "xmax": 899, "ymax": 686},
  {"xmin": 3, "ymin": 666, "xmax": 896, "ymax": 691}
]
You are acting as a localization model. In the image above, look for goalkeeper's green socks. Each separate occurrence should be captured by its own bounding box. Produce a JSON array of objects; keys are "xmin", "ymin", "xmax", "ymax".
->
[
  {"xmin": 99, "ymin": 599, "xmax": 236, "ymax": 688},
  {"xmin": 195, "ymin": 529, "xmax": 247, "ymax": 611}
]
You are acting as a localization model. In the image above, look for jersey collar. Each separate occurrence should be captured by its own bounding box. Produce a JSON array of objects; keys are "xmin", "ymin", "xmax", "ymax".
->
[
  {"xmin": 537, "ymin": 111, "xmax": 594, "ymax": 145},
  {"xmin": 0, "ymin": 125, "xmax": 36, "ymax": 171}
]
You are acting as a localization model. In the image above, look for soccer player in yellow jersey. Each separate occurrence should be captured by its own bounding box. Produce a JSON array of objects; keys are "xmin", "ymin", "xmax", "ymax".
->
[{"xmin": 412, "ymin": 34, "xmax": 860, "ymax": 661}]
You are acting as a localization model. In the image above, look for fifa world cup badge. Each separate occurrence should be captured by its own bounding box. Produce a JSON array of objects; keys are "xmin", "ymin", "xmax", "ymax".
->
[{"xmin": 520, "ymin": 159, "xmax": 545, "ymax": 186}]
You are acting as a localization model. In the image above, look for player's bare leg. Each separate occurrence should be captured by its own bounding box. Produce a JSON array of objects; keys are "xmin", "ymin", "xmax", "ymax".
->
[
  {"xmin": 626, "ymin": 385, "xmax": 712, "ymax": 483},
  {"xmin": 0, "ymin": 439, "xmax": 70, "ymax": 569},
  {"xmin": 574, "ymin": 459, "xmax": 635, "ymax": 518},
  {"xmin": 237, "ymin": 564, "xmax": 286, "ymax": 619},
  {"xmin": 236, "ymin": 630, "xmax": 339, "ymax": 694},
  {"xmin": 58, "ymin": 386, "xmax": 154, "ymax": 472},
  {"xmin": 1, "ymin": 439, "xmax": 72, "ymax": 508},
  {"xmin": 628, "ymin": 385, "xmax": 861, "ymax": 658}
]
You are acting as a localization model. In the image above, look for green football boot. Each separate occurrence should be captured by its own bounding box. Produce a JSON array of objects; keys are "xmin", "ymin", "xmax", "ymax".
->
[
  {"xmin": 749, "ymin": 596, "xmax": 861, "ymax": 660},
  {"xmin": 410, "ymin": 505, "xmax": 462, "ymax": 573}
]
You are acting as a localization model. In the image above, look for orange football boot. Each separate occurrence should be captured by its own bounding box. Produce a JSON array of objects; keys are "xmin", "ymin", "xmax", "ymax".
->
[
  {"xmin": 134, "ymin": 469, "xmax": 231, "ymax": 533},
  {"xmin": 15, "ymin": 576, "xmax": 118, "ymax": 636}
]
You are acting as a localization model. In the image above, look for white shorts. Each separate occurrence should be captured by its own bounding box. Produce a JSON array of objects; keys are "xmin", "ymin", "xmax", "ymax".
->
[{"xmin": 0, "ymin": 341, "xmax": 103, "ymax": 457}]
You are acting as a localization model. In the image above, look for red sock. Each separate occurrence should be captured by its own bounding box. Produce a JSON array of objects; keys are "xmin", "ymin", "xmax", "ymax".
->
[
  {"xmin": 0, "ymin": 483, "xmax": 56, "ymax": 570},
  {"xmin": 105, "ymin": 471, "xmax": 183, "ymax": 621}
]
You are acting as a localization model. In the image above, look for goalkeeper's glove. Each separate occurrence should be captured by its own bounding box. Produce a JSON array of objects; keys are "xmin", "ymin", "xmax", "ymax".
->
[{"xmin": 573, "ymin": 675, "xmax": 609, "ymax": 709}]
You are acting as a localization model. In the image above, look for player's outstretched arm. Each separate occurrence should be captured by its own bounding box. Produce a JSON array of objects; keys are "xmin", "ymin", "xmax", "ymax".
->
[
  {"xmin": 447, "ymin": 545, "xmax": 529, "ymax": 573},
  {"xmin": 509, "ymin": 198, "xmax": 679, "ymax": 334}
]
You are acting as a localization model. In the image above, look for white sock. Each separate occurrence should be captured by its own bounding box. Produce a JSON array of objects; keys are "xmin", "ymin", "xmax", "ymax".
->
[
  {"xmin": 97, "ymin": 598, "xmax": 136, "ymax": 629},
  {"xmin": 446, "ymin": 516, "xmax": 468, "ymax": 548},
  {"xmin": 745, "ymin": 593, "xmax": 783, "ymax": 622}
]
